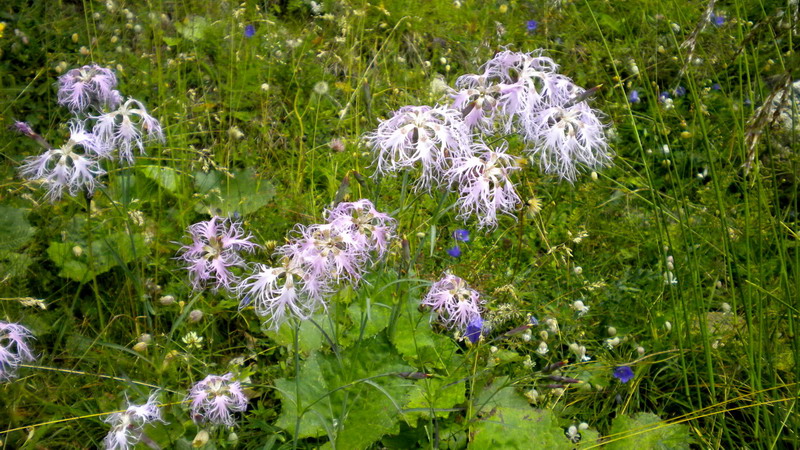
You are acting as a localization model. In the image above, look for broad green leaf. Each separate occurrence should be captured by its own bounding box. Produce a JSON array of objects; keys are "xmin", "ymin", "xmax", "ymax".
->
[
  {"xmin": 470, "ymin": 377, "xmax": 572, "ymax": 449},
  {"xmin": 0, "ymin": 250, "xmax": 33, "ymax": 279},
  {"xmin": 194, "ymin": 168, "xmax": 276, "ymax": 215},
  {"xmin": 176, "ymin": 16, "xmax": 209, "ymax": 42},
  {"xmin": 275, "ymin": 334, "xmax": 413, "ymax": 448},
  {"xmin": 46, "ymin": 233, "xmax": 150, "ymax": 282},
  {"xmin": 0, "ymin": 206, "xmax": 35, "ymax": 251},
  {"xmin": 403, "ymin": 376, "xmax": 465, "ymax": 425},
  {"xmin": 607, "ymin": 412, "xmax": 692, "ymax": 449},
  {"xmin": 391, "ymin": 309, "xmax": 458, "ymax": 369},
  {"xmin": 140, "ymin": 165, "xmax": 182, "ymax": 193}
]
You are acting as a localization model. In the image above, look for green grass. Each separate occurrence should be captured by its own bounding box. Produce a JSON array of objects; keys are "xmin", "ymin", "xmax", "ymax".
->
[{"xmin": 1, "ymin": 0, "xmax": 798, "ymax": 448}]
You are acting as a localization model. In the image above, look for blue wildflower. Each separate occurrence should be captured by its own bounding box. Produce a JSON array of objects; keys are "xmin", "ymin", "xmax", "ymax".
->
[
  {"xmin": 659, "ymin": 91, "xmax": 671, "ymax": 102},
  {"xmin": 447, "ymin": 246, "xmax": 462, "ymax": 258},
  {"xmin": 527, "ymin": 20, "xmax": 538, "ymax": 32},
  {"xmin": 712, "ymin": 83, "xmax": 721, "ymax": 91},
  {"xmin": 673, "ymin": 86, "xmax": 686, "ymax": 97},
  {"xmin": 465, "ymin": 316, "xmax": 483, "ymax": 343},
  {"xmin": 710, "ymin": 14, "xmax": 725, "ymax": 26},
  {"xmin": 453, "ymin": 229, "xmax": 470, "ymax": 242},
  {"xmin": 613, "ymin": 366, "xmax": 634, "ymax": 383},
  {"xmin": 628, "ymin": 90, "xmax": 640, "ymax": 103},
  {"xmin": 529, "ymin": 315, "xmax": 539, "ymax": 326},
  {"xmin": 244, "ymin": 25, "xmax": 255, "ymax": 38}
]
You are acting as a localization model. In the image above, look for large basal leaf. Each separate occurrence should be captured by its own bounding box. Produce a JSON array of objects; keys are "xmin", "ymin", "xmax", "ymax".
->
[
  {"xmin": 275, "ymin": 334, "xmax": 414, "ymax": 449},
  {"xmin": 140, "ymin": 165, "xmax": 182, "ymax": 193},
  {"xmin": 390, "ymin": 307, "xmax": 459, "ymax": 370},
  {"xmin": 0, "ymin": 206, "xmax": 35, "ymax": 252},
  {"xmin": 194, "ymin": 168, "xmax": 275, "ymax": 215},
  {"xmin": 46, "ymin": 233, "xmax": 150, "ymax": 282},
  {"xmin": 469, "ymin": 377, "xmax": 573, "ymax": 449},
  {"xmin": 403, "ymin": 375, "xmax": 466, "ymax": 425},
  {"xmin": 607, "ymin": 412, "xmax": 692, "ymax": 449}
]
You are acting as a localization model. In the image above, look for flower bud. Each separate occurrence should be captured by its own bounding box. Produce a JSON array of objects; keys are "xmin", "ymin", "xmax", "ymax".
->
[
  {"xmin": 159, "ymin": 295, "xmax": 175, "ymax": 306},
  {"xmin": 192, "ymin": 430, "xmax": 210, "ymax": 448},
  {"xmin": 188, "ymin": 309, "xmax": 203, "ymax": 323}
]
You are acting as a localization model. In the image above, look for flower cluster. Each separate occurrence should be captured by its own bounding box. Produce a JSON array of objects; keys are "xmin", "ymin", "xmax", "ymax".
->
[
  {"xmin": 367, "ymin": 48, "xmax": 611, "ymax": 228},
  {"xmin": 176, "ymin": 216, "xmax": 259, "ymax": 291},
  {"xmin": 187, "ymin": 373, "xmax": 248, "ymax": 426},
  {"xmin": 238, "ymin": 199, "xmax": 396, "ymax": 330},
  {"xmin": 421, "ymin": 273, "xmax": 484, "ymax": 332},
  {"xmin": 103, "ymin": 392, "xmax": 165, "ymax": 450},
  {"xmin": 17, "ymin": 63, "xmax": 163, "ymax": 201},
  {"xmin": 0, "ymin": 321, "xmax": 36, "ymax": 380}
]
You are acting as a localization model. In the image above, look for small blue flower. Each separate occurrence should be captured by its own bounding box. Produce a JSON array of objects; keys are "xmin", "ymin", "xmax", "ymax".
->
[
  {"xmin": 673, "ymin": 86, "xmax": 686, "ymax": 97},
  {"xmin": 628, "ymin": 90, "xmax": 640, "ymax": 103},
  {"xmin": 613, "ymin": 366, "xmax": 634, "ymax": 383},
  {"xmin": 710, "ymin": 13, "xmax": 725, "ymax": 26},
  {"xmin": 465, "ymin": 316, "xmax": 483, "ymax": 343},
  {"xmin": 529, "ymin": 315, "xmax": 539, "ymax": 326},
  {"xmin": 712, "ymin": 83, "xmax": 721, "ymax": 91},
  {"xmin": 453, "ymin": 229, "xmax": 470, "ymax": 242},
  {"xmin": 447, "ymin": 246, "xmax": 462, "ymax": 258},
  {"xmin": 244, "ymin": 25, "xmax": 255, "ymax": 38},
  {"xmin": 659, "ymin": 91, "xmax": 671, "ymax": 102},
  {"xmin": 526, "ymin": 20, "xmax": 538, "ymax": 32}
]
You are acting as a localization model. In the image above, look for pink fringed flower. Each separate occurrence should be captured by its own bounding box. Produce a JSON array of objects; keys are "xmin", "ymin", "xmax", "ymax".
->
[
  {"xmin": 177, "ymin": 216, "xmax": 259, "ymax": 291},
  {"xmin": 188, "ymin": 373, "xmax": 248, "ymax": 426},
  {"xmin": 19, "ymin": 120, "xmax": 108, "ymax": 202},
  {"xmin": 103, "ymin": 392, "xmax": 165, "ymax": 450},
  {"xmin": 366, "ymin": 105, "xmax": 471, "ymax": 190},
  {"xmin": 0, "ymin": 321, "xmax": 36, "ymax": 381},
  {"xmin": 445, "ymin": 140, "xmax": 521, "ymax": 229},
  {"xmin": 325, "ymin": 199, "xmax": 396, "ymax": 258},
  {"xmin": 421, "ymin": 273, "xmax": 483, "ymax": 331},
  {"xmin": 57, "ymin": 64, "xmax": 121, "ymax": 112},
  {"xmin": 92, "ymin": 98, "xmax": 165, "ymax": 164}
]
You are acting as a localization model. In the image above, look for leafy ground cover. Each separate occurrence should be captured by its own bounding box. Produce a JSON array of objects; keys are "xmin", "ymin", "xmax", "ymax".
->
[{"xmin": 0, "ymin": 0, "xmax": 798, "ymax": 448}]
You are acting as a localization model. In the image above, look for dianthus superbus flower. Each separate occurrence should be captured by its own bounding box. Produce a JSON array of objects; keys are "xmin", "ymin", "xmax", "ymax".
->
[
  {"xmin": 92, "ymin": 97, "xmax": 165, "ymax": 164},
  {"xmin": 0, "ymin": 321, "xmax": 35, "ymax": 381},
  {"xmin": 19, "ymin": 120, "xmax": 108, "ymax": 201},
  {"xmin": 325, "ymin": 199, "xmax": 396, "ymax": 258},
  {"xmin": 103, "ymin": 392, "xmax": 165, "ymax": 450},
  {"xmin": 366, "ymin": 105, "xmax": 471, "ymax": 190},
  {"xmin": 188, "ymin": 373, "xmax": 248, "ymax": 426},
  {"xmin": 177, "ymin": 216, "xmax": 259, "ymax": 291},
  {"xmin": 421, "ymin": 273, "xmax": 484, "ymax": 331},
  {"xmin": 445, "ymin": 140, "xmax": 521, "ymax": 228},
  {"xmin": 57, "ymin": 64, "xmax": 121, "ymax": 112}
]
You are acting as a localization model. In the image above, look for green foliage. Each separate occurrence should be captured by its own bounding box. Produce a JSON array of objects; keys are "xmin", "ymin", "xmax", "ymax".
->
[
  {"xmin": 194, "ymin": 168, "xmax": 276, "ymax": 216},
  {"xmin": 46, "ymin": 231, "xmax": 149, "ymax": 283},
  {"xmin": 607, "ymin": 413, "xmax": 693, "ymax": 449}
]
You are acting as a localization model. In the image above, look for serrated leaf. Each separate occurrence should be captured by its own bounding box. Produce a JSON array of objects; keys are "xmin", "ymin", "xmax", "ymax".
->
[
  {"xmin": 275, "ymin": 335, "xmax": 413, "ymax": 448},
  {"xmin": 391, "ymin": 310, "xmax": 458, "ymax": 369},
  {"xmin": 0, "ymin": 206, "xmax": 35, "ymax": 252},
  {"xmin": 607, "ymin": 412, "xmax": 692, "ymax": 449},
  {"xmin": 46, "ymin": 233, "xmax": 150, "ymax": 282},
  {"xmin": 194, "ymin": 168, "xmax": 276, "ymax": 215}
]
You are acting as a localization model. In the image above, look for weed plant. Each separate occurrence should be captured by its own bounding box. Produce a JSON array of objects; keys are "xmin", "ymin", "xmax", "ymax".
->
[{"xmin": 0, "ymin": 0, "xmax": 798, "ymax": 448}]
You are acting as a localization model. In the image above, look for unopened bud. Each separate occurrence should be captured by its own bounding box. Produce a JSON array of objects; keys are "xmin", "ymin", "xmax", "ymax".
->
[
  {"xmin": 192, "ymin": 430, "xmax": 210, "ymax": 448},
  {"xmin": 159, "ymin": 295, "xmax": 175, "ymax": 306},
  {"xmin": 188, "ymin": 309, "xmax": 203, "ymax": 323}
]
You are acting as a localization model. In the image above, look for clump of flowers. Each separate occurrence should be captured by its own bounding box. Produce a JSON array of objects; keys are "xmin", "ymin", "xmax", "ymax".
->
[
  {"xmin": 421, "ymin": 273, "xmax": 484, "ymax": 331},
  {"xmin": 187, "ymin": 373, "xmax": 248, "ymax": 426},
  {"xmin": 177, "ymin": 216, "xmax": 259, "ymax": 291},
  {"xmin": 0, "ymin": 321, "xmax": 36, "ymax": 380},
  {"xmin": 103, "ymin": 392, "xmax": 165, "ymax": 450},
  {"xmin": 238, "ymin": 199, "xmax": 396, "ymax": 330},
  {"xmin": 17, "ymin": 63, "xmax": 164, "ymax": 202}
]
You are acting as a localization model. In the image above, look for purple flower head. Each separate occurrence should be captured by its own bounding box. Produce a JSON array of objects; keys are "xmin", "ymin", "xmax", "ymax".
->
[
  {"xmin": 366, "ymin": 105, "xmax": 471, "ymax": 190},
  {"xmin": 244, "ymin": 24, "xmax": 256, "ymax": 38},
  {"xmin": 628, "ymin": 90, "xmax": 640, "ymax": 104},
  {"xmin": 237, "ymin": 258, "xmax": 321, "ymax": 330},
  {"xmin": 285, "ymin": 222, "xmax": 369, "ymax": 288},
  {"xmin": 325, "ymin": 199, "xmax": 397, "ymax": 258},
  {"xmin": 673, "ymin": 86, "xmax": 686, "ymax": 97},
  {"xmin": 92, "ymin": 97, "xmax": 165, "ymax": 164},
  {"xmin": 526, "ymin": 20, "xmax": 538, "ymax": 32},
  {"xmin": 524, "ymin": 101, "xmax": 611, "ymax": 182},
  {"xmin": 453, "ymin": 229, "xmax": 470, "ymax": 242},
  {"xmin": 12, "ymin": 121, "xmax": 35, "ymax": 137},
  {"xmin": 446, "ymin": 140, "xmax": 521, "ymax": 229},
  {"xmin": 176, "ymin": 216, "xmax": 259, "ymax": 291},
  {"xmin": 421, "ymin": 273, "xmax": 484, "ymax": 331},
  {"xmin": 103, "ymin": 392, "xmax": 165, "ymax": 450},
  {"xmin": 0, "ymin": 321, "xmax": 36, "ymax": 381},
  {"xmin": 465, "ymin": 316, "xmax": 484, "ymax": 343},
  {"xmin": 613, "ymin": 366, "xmax": 634, "ymax": 383},
  {"xmin": 188, "ymin": 373, "xmax": 248, "ymax": 426},
  {"xmin": 447, "ymin": 245, "xmax": 462, "ymax": 258},
  {"xmin": 19, "ymin": 120, "xmax": 109, "ymax": 202},
  {"xmin": 57, "ymin": 64, "xmax": 121, "ymax": 113}
]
